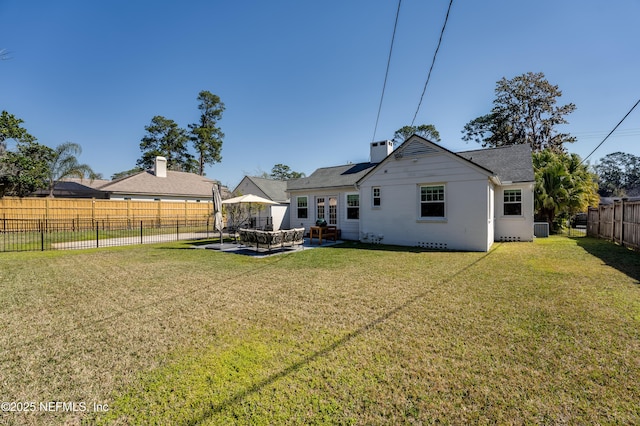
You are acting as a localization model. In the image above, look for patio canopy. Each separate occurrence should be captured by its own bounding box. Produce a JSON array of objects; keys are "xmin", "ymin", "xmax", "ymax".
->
[{"xmin": 221, "ymin": 194, "xmax": 278, "ymax": 205}]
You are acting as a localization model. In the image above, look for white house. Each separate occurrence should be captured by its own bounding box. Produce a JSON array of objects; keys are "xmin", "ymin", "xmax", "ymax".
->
[
  {"xmin": 98, "ymin": 157, "xmax": 224, "ymax": 202},
  {"xmin": 286, "ymin": 141, "xmax": 391, "ymax": 240},
  {"xmin": 41, "ymin": 157, "xmax": 227, "ymax": 203},
  {"xmin": 356, "ymin": 135, "xmax": 534, "ymax": 251},
  {"xmin": 288, "ymin": 136, "xmax": 534, "ymax": 251},
  {"xmin": 232, "ymin": 176, "xmax": 289, "ymax": 230}
]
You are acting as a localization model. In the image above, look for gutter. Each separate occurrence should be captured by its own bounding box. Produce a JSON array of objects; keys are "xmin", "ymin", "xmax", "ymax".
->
[{"xmin": 489, "ymin": 175, "xmax": 502, "ymax": 186}]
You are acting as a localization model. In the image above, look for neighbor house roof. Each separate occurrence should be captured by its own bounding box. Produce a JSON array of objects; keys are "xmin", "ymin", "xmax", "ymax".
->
[
  {"xmin": 457, "ymin": 144, "xmax": 534, "ymax": 183},
  {"xmin": 287, "ymin": 162, "xmax": 377, "ymax": 192},
  {"xmin": 100, "ymin": 170, "xmax": 219, "ymax": 198},
  {"xmin": 241, "ymin": 176, "xmax": 289, "ymax": 203},
  {"xmin": 32, "ymin": 178, "xmax": 112, "ymax": 198}
]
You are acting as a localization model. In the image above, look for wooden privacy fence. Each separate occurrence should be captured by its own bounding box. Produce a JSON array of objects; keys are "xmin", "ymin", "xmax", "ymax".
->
[
  {"xmin": 587, "ymin": 199, "xmax": 640, "ymax": 251},
  {"xmin": 0, "ymin": 197, "xmax": 213, "ymax": 231}
]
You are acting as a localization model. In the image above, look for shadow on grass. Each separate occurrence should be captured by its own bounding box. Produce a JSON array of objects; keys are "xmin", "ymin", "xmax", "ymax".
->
[
  {"xmin": 331, "ymin": 241, "xmax": 477, "ymax": 254},
  {"xmin": 573, "ymin": 237, "xmax": 640, "ymax": 284},
  {"xmin": 192, "ymin": 243, "xmax": 501, "ymax": 423}
]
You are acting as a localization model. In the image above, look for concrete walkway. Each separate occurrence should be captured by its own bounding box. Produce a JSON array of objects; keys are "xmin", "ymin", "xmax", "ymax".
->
[{"xmin": 51, "ymin": 231, "xmax": 213, "ymax": 250}]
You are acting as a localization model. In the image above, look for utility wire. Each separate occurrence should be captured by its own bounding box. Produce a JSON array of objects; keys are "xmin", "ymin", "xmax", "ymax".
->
[
  {"xmin": 411, "ymin": 0, "xmax": 454, "ymax": 127},
  {"xmin": 580, "ymin": 98, "xmax": 640, "ymax": 164},
  {"xmin": 372, "ymin": 0, "xmax": 402, "ymax": 142}
]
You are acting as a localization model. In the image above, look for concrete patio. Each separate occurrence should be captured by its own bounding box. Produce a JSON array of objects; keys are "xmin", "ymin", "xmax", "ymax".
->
[{"xmin": 194, "ymin": 238, "xmax": 344, "ymax": 258}]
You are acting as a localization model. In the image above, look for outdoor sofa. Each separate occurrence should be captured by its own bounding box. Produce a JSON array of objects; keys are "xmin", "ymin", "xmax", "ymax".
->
[{"xmin": 238, "ymin": 228, "xmax": 305, "ymax": 252}]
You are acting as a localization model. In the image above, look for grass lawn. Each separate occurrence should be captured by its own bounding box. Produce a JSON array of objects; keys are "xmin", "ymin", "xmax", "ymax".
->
[{"xmin": 1, "ymin": 236, "xmax": 639, "ymax": 425}]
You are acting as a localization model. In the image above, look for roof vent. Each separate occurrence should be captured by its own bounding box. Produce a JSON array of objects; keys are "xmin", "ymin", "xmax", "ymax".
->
[{"xmin": 400, "ymin": 139, "xmax": 439, "ymax": 158}]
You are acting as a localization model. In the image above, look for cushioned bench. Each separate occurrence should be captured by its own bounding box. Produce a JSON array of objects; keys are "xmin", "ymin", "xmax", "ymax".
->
[{"xmin": 238, "ymin": 228, "xmax": 305, "ymax": 252}]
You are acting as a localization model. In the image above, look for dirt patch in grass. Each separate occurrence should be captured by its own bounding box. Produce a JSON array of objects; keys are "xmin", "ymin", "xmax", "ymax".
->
[{"xmin": 1, "ymin": 237, "xmax": 639, "ymax": 424}]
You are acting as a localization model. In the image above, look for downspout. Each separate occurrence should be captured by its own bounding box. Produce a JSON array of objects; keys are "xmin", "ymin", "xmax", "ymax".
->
[{"xmin": 354, "ymin": 182, "xmax": 361, "ymax": 241}]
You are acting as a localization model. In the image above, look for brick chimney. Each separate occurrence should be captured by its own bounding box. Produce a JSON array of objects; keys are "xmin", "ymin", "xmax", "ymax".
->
[
  {"xmin": 370, "ymin": 140, "xmax": 393, "ymax": 163},
  {"xmin": 154, "ymin": 156, "xmax": 167, "ymax": 178}
]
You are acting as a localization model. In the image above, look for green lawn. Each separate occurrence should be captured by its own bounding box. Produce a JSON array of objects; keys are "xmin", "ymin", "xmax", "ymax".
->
[{"xmin": 1, "ymin": 237, "xmax": 639, "ymax": 425}]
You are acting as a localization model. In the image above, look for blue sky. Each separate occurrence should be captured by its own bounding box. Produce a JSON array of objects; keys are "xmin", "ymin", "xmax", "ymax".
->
[{"xmin": 1, "ymin": 0, "xmax": 639, "ymax": 188}]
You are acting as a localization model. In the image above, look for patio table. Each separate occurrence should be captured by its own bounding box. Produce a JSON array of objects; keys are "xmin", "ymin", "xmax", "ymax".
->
[{"xmin": 309, "ymin": 226, "xmax": 338, "ymax": 245}]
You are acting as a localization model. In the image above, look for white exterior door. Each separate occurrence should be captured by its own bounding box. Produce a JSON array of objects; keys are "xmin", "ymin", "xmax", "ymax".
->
[{"xmin": 316, "ymin": 196, "xmax": 338, "ymax": 225}]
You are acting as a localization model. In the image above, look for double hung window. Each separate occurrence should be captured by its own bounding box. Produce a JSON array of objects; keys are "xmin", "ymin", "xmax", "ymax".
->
[
  {"xmin": 503, "ymin": 189, "xmax": 522, "ymax": 216},
  {"xmin": 372, "ymin": 187, "xmax": 381, "ymax": 207},
  {"xmin": 347, "ymin": 194, "xmax": 359, "ymax": 220},
  {"xmin": 420, "ymin": 185, "xmax": 445, "ymax": 218},
  {"xmin": 297, "ymin": 196, "xmax": 308, "ymax": 219}
]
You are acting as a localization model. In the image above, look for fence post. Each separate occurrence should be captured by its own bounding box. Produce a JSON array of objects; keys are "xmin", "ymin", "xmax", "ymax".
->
[
  {"xmin": 620, "ymin": 198, "xmax": 626, "ymax": 248},
  {"xmin": 140, "ymin": 221, "xmax": 143, "ymax": 245},
  {"xmin": 96, "ymin": 221, "xmax": 99, "ymax": 248},
  {"xmin": 176, "ymin": 219, "xmax": 179, "ymax": 241},
  {"xmin": 41, "ymin": 228, "xmax": 44, "ymax": 251}
]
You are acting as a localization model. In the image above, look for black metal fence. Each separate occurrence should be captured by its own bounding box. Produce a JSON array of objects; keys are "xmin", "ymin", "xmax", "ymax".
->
[{"xmin": 0, "ymin": 216, "xmax": 216, "ymax": 252}]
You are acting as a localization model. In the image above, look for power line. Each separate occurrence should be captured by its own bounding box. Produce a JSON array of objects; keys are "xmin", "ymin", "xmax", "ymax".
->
[
  {"xmin": 411, "ymin": 0, "xmax": 454, "ymax": 127},
  {"xmin": 580, "ymin": 98, "xmax": 640, "ymax": 164},
  {"xmin": 572, "ymin": 128, "xmax": 640, "ymax": 138},
  {"xmin": 372, "ymin": 0, "xmax": 402, "ymax": 142}
]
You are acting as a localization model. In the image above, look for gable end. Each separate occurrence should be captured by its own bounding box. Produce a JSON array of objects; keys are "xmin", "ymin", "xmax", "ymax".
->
[{"xmin": 394, "ymin": 139, "xmax": 440, "ymax": 159}]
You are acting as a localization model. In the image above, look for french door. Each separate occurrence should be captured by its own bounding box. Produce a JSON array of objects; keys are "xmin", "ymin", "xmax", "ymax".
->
[{"xmin": 316, "ymin": 196, "xmax": 337, "ymax": 225}]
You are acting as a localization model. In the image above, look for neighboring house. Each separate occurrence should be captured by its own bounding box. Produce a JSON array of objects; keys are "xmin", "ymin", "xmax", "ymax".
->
[
  {"xmin": 42, "ymin": 157, "xmax": 228, "ymax": 202},
  {"xmin": 33, "ymin": 178, "xmax": 111, "ymax": 199},
  {"xmin": 233, "ymin": 176, "xmax": 289, "ymax": 230},
  {"xmin": 288, "ymin": 136, "xmax": 535, "ymax": 251},
  {"xmin": 357, "ymin": 135, "xmax": 534, "ymax": 251},
  {"xmin": 286, "ymin": 141, "xmax": 391, "ymax": 240}
]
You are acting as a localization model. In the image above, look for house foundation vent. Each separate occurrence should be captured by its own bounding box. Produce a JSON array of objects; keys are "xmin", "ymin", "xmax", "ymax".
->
[
  {"xmin": 498, "ymin": 236, "xmax": 522, "ymax": 242},
  {"xmin": 417, "ymin": 241, "xmax": 448, "ymax": 250},
  {"xmin": 361, "ymin": 233, "xmax": 384, "ymax": 244}
]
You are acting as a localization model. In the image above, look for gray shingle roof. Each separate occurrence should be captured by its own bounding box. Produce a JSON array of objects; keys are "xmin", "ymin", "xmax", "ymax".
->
[
  {"xmin": 33, "ymin": 178, "xmax": 112, "ymax": 198},
  {"xmin": 100, "ymin": 170, "xmax": 218, "ymax": 197},
  {"xmin": 245, "ymin": 176, "xmax": 289, "ymax": 203},
  {"xmin": 287, "ymin": 162, "xmax": 377, "ymax": 192},
  {"xmin": 457, "ymin": 144, "xmax": 534, "ymax": 183},
  {"xmin": 295, "ymin": 136, "xmax": 534, "ymax": 192}
]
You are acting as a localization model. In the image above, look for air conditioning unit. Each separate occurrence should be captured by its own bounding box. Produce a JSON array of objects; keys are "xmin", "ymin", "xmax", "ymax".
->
[{"xmin": 533, "ymin": 222, "xmax": 549, "ymax": 238}]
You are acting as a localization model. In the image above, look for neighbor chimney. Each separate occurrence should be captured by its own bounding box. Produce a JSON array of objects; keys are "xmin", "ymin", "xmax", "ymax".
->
[
  {"xmin": 154, "ymin": 156, "xmax": 167, "ymax": 178},
  {"xmin": 370, "ymin": 140, "xmax": 393, "ymax": 163}
]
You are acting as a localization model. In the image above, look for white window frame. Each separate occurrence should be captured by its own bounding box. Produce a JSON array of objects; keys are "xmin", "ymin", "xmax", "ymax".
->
[
  {"xmin": 503, "ymin": 189, "xmax": 523, "ymax": 216},
  {"xmin": 418, "ymin": 184, "xmax": 446, "ymax": 220},
  {"xmin": 296, "ymin": 196, "xmax": 308, "ymax": 219},
  {"xmin": 346, "ymin": 193, "xmax": 360, "ymax": 220},
  {"xmin": 372, "ymin": 187, "xmax": 381, "ymax": 208}
]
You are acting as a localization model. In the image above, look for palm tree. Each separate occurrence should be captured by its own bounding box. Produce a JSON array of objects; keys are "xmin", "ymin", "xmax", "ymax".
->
[
  {"xmin": 534, "ymin": 156, "xmax": 569, "ymax": 228},
  {"xmin": 533, "ymin": 150, "xmax": 599, "ymax": 230},
  {"xmin": 47, "ymin": 142, "xmax": 98, "ymax": 197}
]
